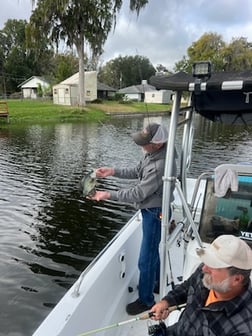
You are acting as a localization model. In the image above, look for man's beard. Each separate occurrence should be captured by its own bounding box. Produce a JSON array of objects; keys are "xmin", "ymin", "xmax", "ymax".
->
[{"xmin": 203, "ymin": 273, "xmax": 231, "ymax": 293}]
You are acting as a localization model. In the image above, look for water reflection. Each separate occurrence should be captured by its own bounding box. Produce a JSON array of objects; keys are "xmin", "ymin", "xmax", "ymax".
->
[
  {"xmin": 190, "ymin": 115, "xmax": 252, "ymax": 177},
  {"xmin": 0, "ymin": 116, "xmax": 252, "ymax": 335},
  {"xmin": 0, "ymin": 121, "xmax": 142, "ymax": 335}
]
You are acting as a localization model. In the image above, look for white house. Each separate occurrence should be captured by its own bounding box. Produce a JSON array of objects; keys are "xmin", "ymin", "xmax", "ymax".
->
[
  {"xmin": 53, "ymin": 71, "xmax": 97, "ymax": 106},
  {"xmin": 117, "ymin": 80, "xmax": 156, "ymax": 102},
  {"xmin": 19, "ymin": 76, "xmax": 50, "ymax": 99},
  {"xmin": 144, "ymin": 90, "xmax": 172, "ymax": 104}
]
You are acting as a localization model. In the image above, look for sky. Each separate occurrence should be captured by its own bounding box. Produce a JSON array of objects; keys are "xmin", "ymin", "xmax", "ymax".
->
[{"xmin": 1, "ymin": 0, "xmax": 252, "ymax": 71}]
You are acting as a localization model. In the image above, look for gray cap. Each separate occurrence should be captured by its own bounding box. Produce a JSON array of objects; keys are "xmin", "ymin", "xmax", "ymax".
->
[{"xmin": 132, "ymin": 123, "xmax": 168, "ymax": 146}]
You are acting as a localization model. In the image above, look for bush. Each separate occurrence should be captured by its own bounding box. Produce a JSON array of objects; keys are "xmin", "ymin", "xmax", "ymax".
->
[
  {"xmin": 9, "ymin": 92, "xmax": 23, "ymax": 99},
  {"xmin": 91, "ymin": 98, "xmax": 103, "ymax": 104},
  {"xmin": 113, "ymin": 93, "xmax": 125, "ymax": 102},
  {"xmin": 119, "ymin": 99, "xmax": 133, "ymax": 105}
]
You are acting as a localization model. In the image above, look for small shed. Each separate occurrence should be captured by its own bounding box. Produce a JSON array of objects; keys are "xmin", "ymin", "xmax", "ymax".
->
[
  {"xmin": 53, "ymin": 71, "xmax": 97, "ymax": 106},
  {"xmin": 19, "ymin": 76, "xmax": 50, "ymax": 99},
  {"xmin": 118, "ymin": 80, "xmax": 156, "ymax": 102},
  {"xmin": 145, "ymin": 90, "xmax": 172, "ymax": 104}
]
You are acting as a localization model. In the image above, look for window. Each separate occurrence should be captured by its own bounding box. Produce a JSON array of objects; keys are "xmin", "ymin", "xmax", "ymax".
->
[{"xmin": 199, "ymin": 176, "xmax": 252, "ymax": 246}]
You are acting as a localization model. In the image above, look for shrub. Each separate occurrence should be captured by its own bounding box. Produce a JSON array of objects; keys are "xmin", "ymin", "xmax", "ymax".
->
[{"xmin": 91, "ymin": 98, "xmax": 103, "ymax": 104}]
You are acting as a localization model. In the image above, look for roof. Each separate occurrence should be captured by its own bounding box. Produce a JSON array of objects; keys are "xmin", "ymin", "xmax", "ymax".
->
[
  {"xmin": 150, "ymin": 70, "xmax": 252, "ymax": 92},
  {"xmin": 59, "ymin": 71, "xmax": 97, "ymax": 85},
  {"xmin": 97, "ymin": 82, "xmax": 116, "ymax": 92},
  {"xmin": 118, "ymin": 83, "xmax": 156, "ymax": 94},
  {"xmin": 53, "ymin": 73, "xmax": 116, "ymax": 93},
  {"xmin": 18, "ymin": 76, "xmax": 49, "ymax": 88},
  {"xmin": 60, "ymin": 72, "xmax": 79, "ymax": 85}
]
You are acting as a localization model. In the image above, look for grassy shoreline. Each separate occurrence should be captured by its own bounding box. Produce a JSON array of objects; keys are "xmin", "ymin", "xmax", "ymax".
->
[{"xmin": 0, "ymin": 99, "xmax": 171, "ymax": 126}]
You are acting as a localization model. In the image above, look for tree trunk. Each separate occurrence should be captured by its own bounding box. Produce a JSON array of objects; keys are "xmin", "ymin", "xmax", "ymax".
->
[{"xmin": 76, "ymin": 38, "xmax": 86, "ymax": 107}]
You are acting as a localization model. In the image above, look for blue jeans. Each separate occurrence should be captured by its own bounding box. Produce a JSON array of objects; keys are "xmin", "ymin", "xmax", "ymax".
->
[{"xmin": 138, "ymin": 207, "xmax": 161, "ymax": 306}]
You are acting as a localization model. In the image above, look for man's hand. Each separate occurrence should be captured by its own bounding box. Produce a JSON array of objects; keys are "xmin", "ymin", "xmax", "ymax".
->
[
  {"xmin": 87, "ymin": 191, "xmax": 110, "ymax": 201},
  {"xmin": 95, "ymin": 167, "xmax": 115, "ymax": 178},
  {"xmin": 150, "ymin": 300, "xmax": 170, "ymax": 320}
]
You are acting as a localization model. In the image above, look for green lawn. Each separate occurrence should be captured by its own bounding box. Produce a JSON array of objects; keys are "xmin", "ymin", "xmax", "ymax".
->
[{"xmin": 0, "ymin": 99, "xmax": 171, "ymax": 126}]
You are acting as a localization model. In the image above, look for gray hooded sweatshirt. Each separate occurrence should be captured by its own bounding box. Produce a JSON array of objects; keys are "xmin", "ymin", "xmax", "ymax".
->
[{"xmin": 109, "ymin": 144, "xmax": 177, "ymax": 209}]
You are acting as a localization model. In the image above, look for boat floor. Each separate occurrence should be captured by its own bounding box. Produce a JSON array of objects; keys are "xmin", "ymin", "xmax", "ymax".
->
[{"xmin": 124, "ymin": 241, "xmax": 184, "ymax": 336}]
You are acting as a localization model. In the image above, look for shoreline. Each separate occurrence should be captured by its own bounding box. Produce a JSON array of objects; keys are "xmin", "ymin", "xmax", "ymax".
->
[
  {"xmin": 105, "ymin": 110, "xmax": 170, "ymax": 118},
  {"xmin": 0, "ymin": 99, "xmax": 172, "ymax": 125}
]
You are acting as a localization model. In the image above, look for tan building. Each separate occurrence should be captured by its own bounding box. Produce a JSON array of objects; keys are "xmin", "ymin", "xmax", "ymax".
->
[{"xmin": 53, "ymin": 71, "xmax": 97, "ymax": 106}]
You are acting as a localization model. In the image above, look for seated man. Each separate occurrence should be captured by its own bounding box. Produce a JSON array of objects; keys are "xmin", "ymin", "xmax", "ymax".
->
[{"xmin": 151, "ymin": 235, "xmax": 252, "ymax": 335}]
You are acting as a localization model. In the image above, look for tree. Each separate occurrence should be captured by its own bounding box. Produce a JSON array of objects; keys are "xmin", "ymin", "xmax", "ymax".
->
[
  {"xmin": 29, "ymin": 0, "xmax": 149, "ymax": 106},
  {"xmin": 175, "ymin": 32, "xmax": 225, "ymax": 73},
  {"xmin": 175, "ymin": 32, "xmax": 252, "ymax": 74},
  {"xmin": 222, "ymin": 37, "xmax": 252, "ymax": 71},
  {"xmin": 51, "ymin": 53, "xmax": 79, "ymax": 84},
  {"xmin": 174, "ymin": 55, "xmax": 190, "ymax": 73},
  {"xmin": 98, "ymin": 55, "xmax": 156, "ymax": 89},
  {"xmin": 0, "ymin": 18, "xmax": 56, "ymax": 95},
  {"xmin": 155, "ymin": 64, "xmax": 170, "ymax": 74},
  {"xmin": 0, "ymin": 19, "xmax": 35, "ymax": 95}
]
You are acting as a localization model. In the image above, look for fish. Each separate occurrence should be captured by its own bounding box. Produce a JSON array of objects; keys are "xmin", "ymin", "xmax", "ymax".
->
[{"xmin": 80, "ymin": 170, "xmax": 97, "ymax": 197}]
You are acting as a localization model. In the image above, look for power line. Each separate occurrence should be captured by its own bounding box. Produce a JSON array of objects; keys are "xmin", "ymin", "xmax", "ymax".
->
[{"xmin": 0, "ymin": 73, "xmax": 28, "ymax": 81}]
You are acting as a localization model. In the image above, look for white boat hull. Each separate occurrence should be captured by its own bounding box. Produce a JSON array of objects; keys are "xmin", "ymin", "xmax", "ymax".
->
[{"xmin": 34, "ymin": 211, "xmax": 144, "ymax": 336}]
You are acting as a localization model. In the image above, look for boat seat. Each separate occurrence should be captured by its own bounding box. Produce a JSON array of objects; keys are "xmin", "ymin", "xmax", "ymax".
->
[{"xmin": 198, "ymin": 164, "xmax": 252, "ymax": 248}]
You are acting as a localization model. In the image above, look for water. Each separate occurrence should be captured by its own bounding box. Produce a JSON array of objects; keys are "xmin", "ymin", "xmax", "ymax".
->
[{"xmin": 0, "ymin": 116, "xmax": 252, "ymax": 336}]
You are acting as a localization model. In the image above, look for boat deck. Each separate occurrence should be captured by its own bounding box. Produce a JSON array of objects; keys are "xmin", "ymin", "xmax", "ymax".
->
[{"xmin": 126, "ymin": 241, "xmax": 184, "ymax": 336}]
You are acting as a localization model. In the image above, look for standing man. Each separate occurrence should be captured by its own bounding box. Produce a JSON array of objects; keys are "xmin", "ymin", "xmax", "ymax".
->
[
  {"xmin": 89, "ymin": 123, "xmax": 177, "ymax": 315},
  {"xmin": 151, "ymin": 235, "xmax": 252, "ymax": 335}
]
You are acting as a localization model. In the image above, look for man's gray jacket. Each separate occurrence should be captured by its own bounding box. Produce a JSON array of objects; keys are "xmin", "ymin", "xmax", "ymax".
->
[{"xmin": 109, "ymin": 144, "xmax": 176, "ymax": 209}]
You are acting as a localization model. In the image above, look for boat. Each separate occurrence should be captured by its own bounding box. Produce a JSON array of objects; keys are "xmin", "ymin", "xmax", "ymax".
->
[{"xmin": 33, "ymin": 62, "xmax": 252, "ymax": 336}]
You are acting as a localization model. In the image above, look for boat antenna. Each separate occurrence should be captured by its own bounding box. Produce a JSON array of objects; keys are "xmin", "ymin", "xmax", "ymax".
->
[{"xmin": 77, "ymin": 304, "xmax": 186, "ymax": 336}]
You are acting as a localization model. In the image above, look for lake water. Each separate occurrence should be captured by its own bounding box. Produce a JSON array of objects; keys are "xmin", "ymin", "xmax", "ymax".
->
[{"xmin": 0, "ymin": 115, "xmax": 252, "ymax": 336}]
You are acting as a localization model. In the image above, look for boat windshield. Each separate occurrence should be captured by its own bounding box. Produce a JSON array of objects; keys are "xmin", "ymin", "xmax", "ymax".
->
[{"xmin": 199, "ymin": 175, "xmax": 252, "ymax": 247}]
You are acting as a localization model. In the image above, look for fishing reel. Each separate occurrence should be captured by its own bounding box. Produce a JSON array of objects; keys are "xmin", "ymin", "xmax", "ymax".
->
[{"xmin": 148, "ymin": 321, "xmax": 167, "ymax": 336}]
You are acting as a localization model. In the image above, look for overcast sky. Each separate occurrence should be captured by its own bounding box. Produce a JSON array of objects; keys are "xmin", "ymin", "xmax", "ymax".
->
[{"xmin": 1, "ymin": 0, "xmax": 252, "ymax": 70}]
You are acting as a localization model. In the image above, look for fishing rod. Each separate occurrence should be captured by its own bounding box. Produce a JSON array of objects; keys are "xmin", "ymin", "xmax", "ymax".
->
[{"xmin": 78, "ymin": 303, "xmax": 186, "ymax": 336}]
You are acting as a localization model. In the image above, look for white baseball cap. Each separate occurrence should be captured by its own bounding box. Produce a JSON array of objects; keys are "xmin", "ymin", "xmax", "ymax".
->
[{"xmin": 196, "ymin": 235, "xmax": 252, "ymax": 270}]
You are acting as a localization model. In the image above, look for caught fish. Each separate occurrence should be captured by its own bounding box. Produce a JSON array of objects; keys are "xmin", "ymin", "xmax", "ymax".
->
[{"xmin": 80, "ymin": 170, "xmax": 96, "ymax": 197}]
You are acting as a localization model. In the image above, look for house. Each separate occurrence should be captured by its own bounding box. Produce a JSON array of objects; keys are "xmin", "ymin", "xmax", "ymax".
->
[
  {"xmin": 19, "ymin": 76, "xmax": 50, "ymax": 99},
  {"xmin": 97, "ymin": 82, "xmax": 116, "ymax": 99},
  {"xmin": 144, "ymin": 89, "xmax": 172, "ymax": 104},
  {"xmin": 117, "ymin": 80, "xmax": 156, "ymax": 102},
  {"xmin": 53, "ymin": 71, "xmax": 97, "ymax": 106}
]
